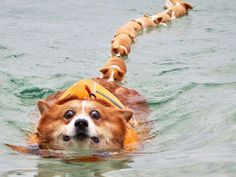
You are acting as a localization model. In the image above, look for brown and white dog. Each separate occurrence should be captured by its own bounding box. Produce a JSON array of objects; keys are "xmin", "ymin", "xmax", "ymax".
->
[
  {"xmin": 114, "ymin": 20, "xmax": 143, "ymax": 41},
  {"xmin": 164, "ymin": 0, "xmax": 193, "ymax": 18},
  {"xmin": 33, "ymin": 98, "xmax": 132, "ymax": 150},
  {"xmin": 135, "ymin": 14, "xmax": 163, "ymax": 30},
  {"xmin": 151, "ymin": 9, "xmax": 174, "ymax": 26},
  {"xmin": 111, "ymin": 33, "xmax": 133, "ymax": 57},
  {"xmin": 100, "ymin": 57, "xmax": 127, "ymax": 82},
  {"xmin": 18, "ymin": 79, "xmax": 149, "ymax": 152},
  {"xmin": 115, "ymin": 23, "xmax": 137, "ymax": 40},
  {"xmin": 125, "ymin": 20, "xmax": 143, "ymax": 33}
]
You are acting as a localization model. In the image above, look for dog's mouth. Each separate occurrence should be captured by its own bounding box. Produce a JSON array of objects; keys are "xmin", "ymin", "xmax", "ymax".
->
[
  {"xmin": 74, "ymin": 132, "xmax": 89, "ymax": 141},
  {"xmin": 63, "ymin": 133, "xmax": 99, "ymax": 144}
]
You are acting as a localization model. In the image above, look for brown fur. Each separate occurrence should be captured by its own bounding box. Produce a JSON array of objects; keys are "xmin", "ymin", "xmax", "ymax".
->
[
  {"xmin": 115, "ymin": 24, "xmax": 137, "ymax": 39},
  {"xmin": 127, "ymin": 20, "xmax": 143, "ymax": 32},
  {"xmin": 25, "ymin": 78, "xmax": 150, "ymax": 151},
  {"xmin": 165, "ymin": 1, "xmax": 193, "ymax": 18},
  {"xmin": 153, "ymin": 10, "xmax": 173, "ymax": 23},
  {"xmin": 94, "ymin": 78, "xmax": 150, "ymax": 121},
  {"xmin": 114, "ymin": 20, "xmax": 143, "ymax": 40},
  {"xmin": 100, "ymin": 57, "xmax": 127, "ymax": 82},
  {"xmin": 135, "ymin": 14, "xmax": 160, "ymax": 29},
  {"xmin": 33, "ymin": 100, "xmax": 132, "ymax": 150},
  {"xmin": 111, "ymin": 33, "xmax": 133, "ymax": 56}
]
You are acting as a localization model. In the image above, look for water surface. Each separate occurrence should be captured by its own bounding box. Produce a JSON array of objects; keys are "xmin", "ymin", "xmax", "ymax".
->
[{"xmin": 0, "ymin": 0, "xmax": 236, "ymax": 176}]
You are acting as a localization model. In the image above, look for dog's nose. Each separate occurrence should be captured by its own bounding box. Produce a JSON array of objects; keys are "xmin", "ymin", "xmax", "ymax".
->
[{"xmin": 74, "ymin": 119, "xmax": 88, "ymax": 129}]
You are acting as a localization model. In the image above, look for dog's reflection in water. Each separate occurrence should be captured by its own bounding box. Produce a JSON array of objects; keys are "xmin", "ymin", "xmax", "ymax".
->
[{"xmin": 36, "ymin": 152, "xmax": 132, "ymax": 177}]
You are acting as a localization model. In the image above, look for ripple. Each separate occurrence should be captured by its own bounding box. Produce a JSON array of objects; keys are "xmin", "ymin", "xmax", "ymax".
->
[
  {"xmin": 128, "ymin": 8, "xmax": 137, "ymax": 12},
  {"xmin": 193, "ymin": 81, "xmax": 236, "ymax": 88},
  {"xmin": 149, "ymin": 82, "xmax": 196, "ymax": 106},
  {"xmin": 149, "ymin": 81, "xmax": 236, "ymax": 107},
  {"xmin": 10, "ymin": 78, "xmax": 27, "ymax": 87},
  {"xmin": 15, "ymin": 87, "xmax": 55, "ymax": 99},
  {"xmin": 158, "ymin": 67, "xmax": 190, "ymax": 76},
  {"xmin": 5, "ymin": 53, "xmax": 28, "ymax": 59},
  {"xmin": 5, "ymin": 120, "xmax": 32, "ymax": 134},
  {"xmin": 0, "ymin": 44, "xmax": 7, "ymax": 50}
]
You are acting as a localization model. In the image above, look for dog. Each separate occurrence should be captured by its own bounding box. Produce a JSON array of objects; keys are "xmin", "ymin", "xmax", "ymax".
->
[
  {"xmin": 115, "ymin": 23, "xmax": 137, "ymax": 40},
  {"xmin": 9, "ymin": 79, "xmax": 148, "ymax": 152},
  {"xmin": 111, "ymin": 33, "xmax": 133, "ymax": 57},
  {"xmin": 100, "ymin": 57, "xmax": 127, "ymax": 82},
  {"xmin": 135, "ymin": 14, "xmax": 162, "ymax": 30},
  {"xmin": 164, "ymin": 0, "xmax": 193, "ymax": 18},
  {"xmin": 151, "ymin": 9, "xmax": 174, "ymax": 26},
  {"xmin": 126, "ymin": 20, "xmax": 143, "ymax": 33}
]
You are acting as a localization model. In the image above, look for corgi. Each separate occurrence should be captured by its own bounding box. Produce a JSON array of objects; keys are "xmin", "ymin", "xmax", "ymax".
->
[
  {"xmin": 111, "ymin": 33, "xmax": 133, "ymax": 57},
  {"xmin": 151, "ymin": 9, "xmax": 174, "ymax": 26},
  {"xmin": 9, "ymin": 79, "xmax": 149, "ymax": 152},
  {"xmin": 114, "ymin": 20, "xmax": 143, "ymax": 44},
  {"xmin": 33, "ymin": 98, "xmax": 132, "ymax": 150},
  {"xmin": 135, "ymin": 14, "xmax": 162, "ymax": 30},
  {"xmin": 115, "ymin": 23, "xmax": 137, "ymax": 39},
  {"xmin": 100, "ymin": 57, "xmax": 127, "ymax": 82},
  {"xmin": 127, "ymin": 20, "xmax": 143, "ymax": 33},
  {"xmin": 164, "ymin": 0, "xmax": 193, "ymax": 18}
]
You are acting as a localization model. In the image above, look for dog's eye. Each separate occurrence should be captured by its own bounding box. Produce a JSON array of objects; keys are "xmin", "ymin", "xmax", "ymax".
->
[
  {"xmin": 64, "ymin": 110, "xmax": 75, "ymax": 119},
  {"xmin": 114, "ymin": 78, "xmax": 118, "ymax": 81},
  {"xmin": 90, "ymin": 110, "xmax": 101, "ymax": 120}
]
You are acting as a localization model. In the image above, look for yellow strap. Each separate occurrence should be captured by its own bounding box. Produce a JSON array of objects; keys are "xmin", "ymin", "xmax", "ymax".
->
[{"xmin": 58, "ymin": 79, "xmax": 125, "ymax": 109}]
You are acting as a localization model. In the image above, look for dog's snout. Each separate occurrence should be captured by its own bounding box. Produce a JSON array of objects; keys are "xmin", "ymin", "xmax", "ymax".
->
[{"xmin": 74, "ymin": 119, "xmax": 88, "ymax": 129}]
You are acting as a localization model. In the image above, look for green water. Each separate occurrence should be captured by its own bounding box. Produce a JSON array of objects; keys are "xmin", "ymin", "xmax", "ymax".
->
[{"xmin": 0, "ymin": 0, "xmax": 236, "ymax": 176}]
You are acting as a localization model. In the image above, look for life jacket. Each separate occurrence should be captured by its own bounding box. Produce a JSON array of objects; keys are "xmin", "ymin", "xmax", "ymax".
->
[
  {"xmin": 59, "ymin": 79, "xmax": 124, "ymax": 109},
  {"xmin": 58, "ymin": 79, "xmax": 139, "ymax": 149}
]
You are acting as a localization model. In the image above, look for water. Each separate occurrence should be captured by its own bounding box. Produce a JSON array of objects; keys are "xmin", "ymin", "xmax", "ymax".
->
[{"xmin": 0, "ymin": 0, "xmax": 236, "ymax": 176}]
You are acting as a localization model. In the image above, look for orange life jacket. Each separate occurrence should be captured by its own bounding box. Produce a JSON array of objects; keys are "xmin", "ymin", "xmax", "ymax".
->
[{"xmin": 58, "ymin": 79, "xmax": 139, "ymax": 149}]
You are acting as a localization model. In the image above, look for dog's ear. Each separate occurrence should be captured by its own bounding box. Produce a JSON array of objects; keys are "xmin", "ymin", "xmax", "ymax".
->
[
  {"xmin": 116, "ymin": 109, "xmax": 133, "ymax": 122},
  {"xmin": 123, "ymin": 47, "xmax": 129, "ymax": 56},
  {"xmin": 181, "ymin": 2, "xmax": 193, "ymax": 10},
  {"xmin": 37, "ymin": 99, "xmax": 50, "ymax": 115},
  {"xmin": 117, "ymin": 70, "xmax": 125, "ymax": 77},
  {"xmin": 100, "ymin": 67, "xmax": 109, "ymax": 74},
  {"xmin": 154, "ymin": 16, "xmax": 163, "ymax": 24},
  {"xmin": 112, "ymin": 45, "xmax": 119, "ymax": 55},
  {"xmin": 165, "ymin": 9, "xmax": 173, "ymax": 17}
]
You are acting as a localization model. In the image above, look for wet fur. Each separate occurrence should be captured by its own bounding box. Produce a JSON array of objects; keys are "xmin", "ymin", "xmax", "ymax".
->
[
  {"xmin": 111, "ymin": 33, "xmax": 133, "ymax": 56},
  {"xmin": 100, "ymin": 57, "xmax": 127, "ymax": 82},
  {"xmin": 27, "ymin": 78, "xmax": 149, "ymax": 151}
]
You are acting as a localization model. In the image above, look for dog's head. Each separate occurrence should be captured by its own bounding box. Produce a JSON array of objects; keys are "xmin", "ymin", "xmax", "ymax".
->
[
  {"xmin": 100, "ymin": 66, "xmax": 125, "ymax": 82},
  {"xmin": 36, "ymin": 98, "xmax": 133, "ymax": 150},
  {"xmin": 151, "ymin": 14, "xmax": 163, "ymax": 25},
  {"xmin": 111, "ymin": 44, "xmax": 129, "ymax": 57}
]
